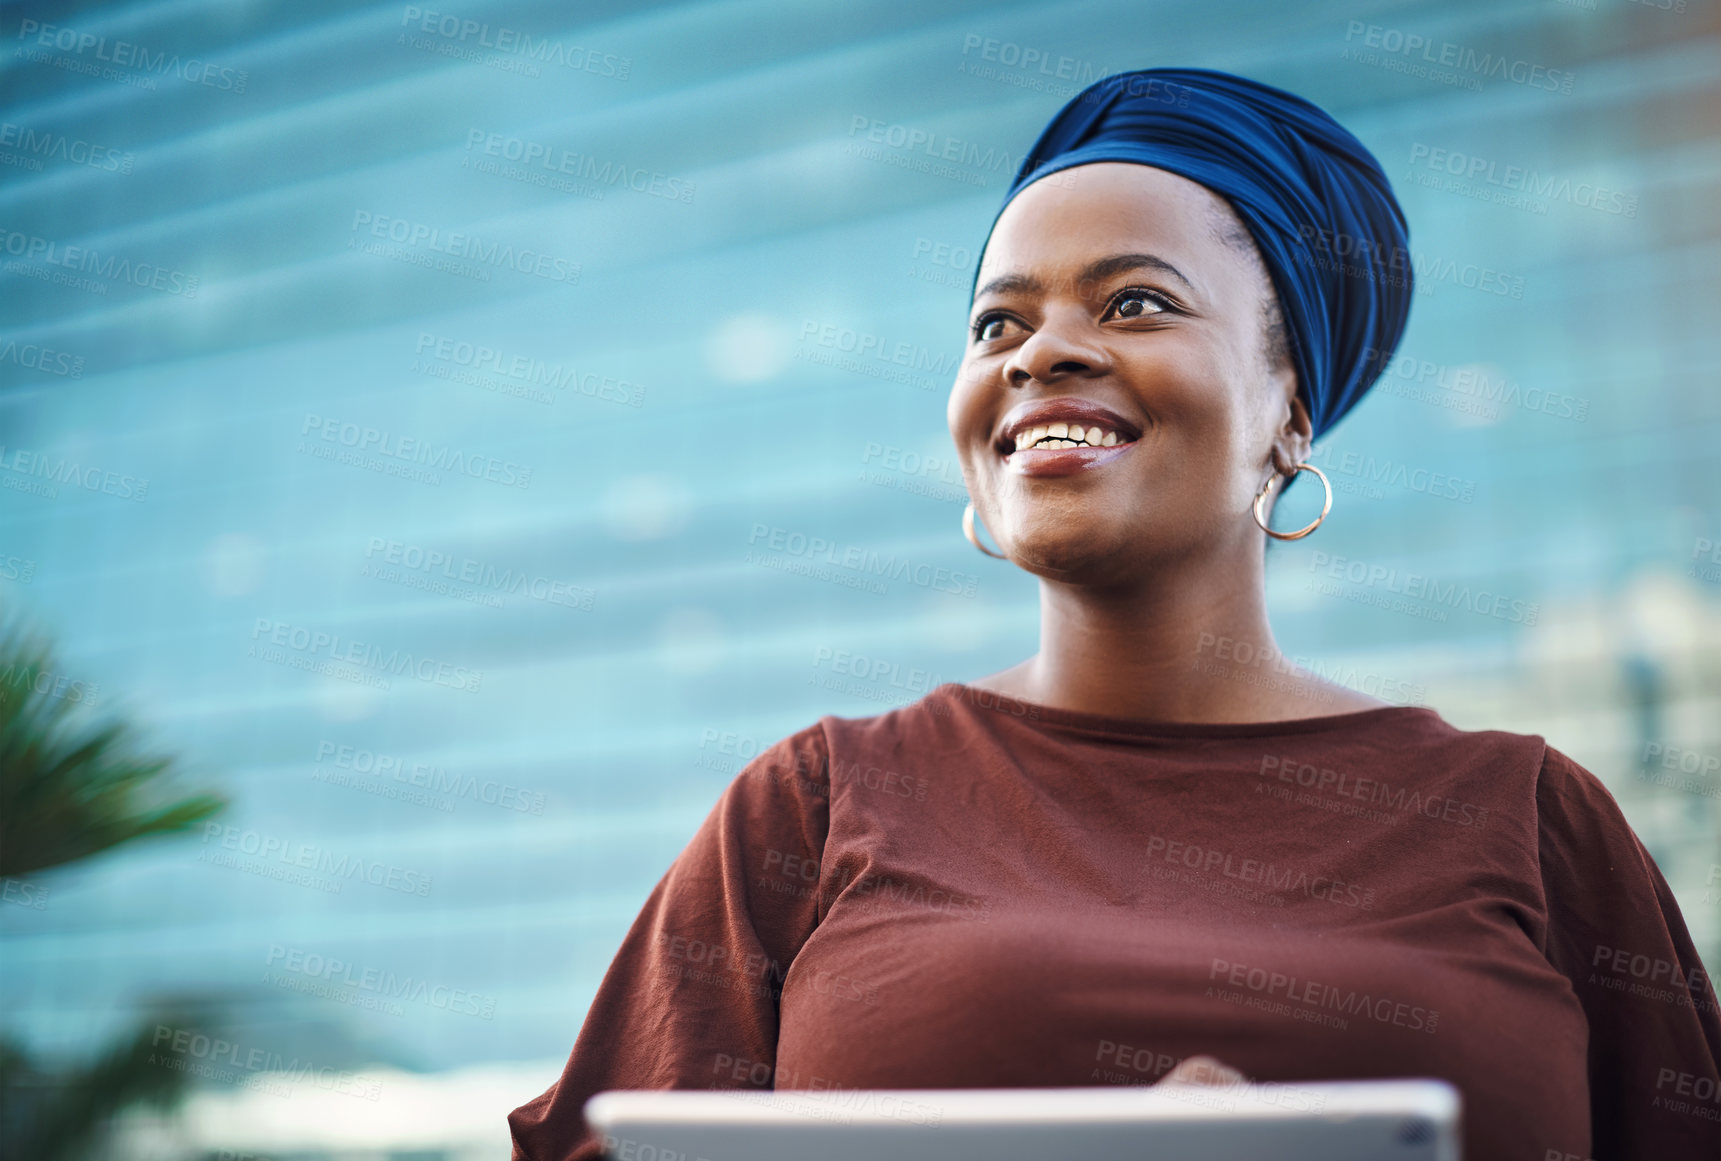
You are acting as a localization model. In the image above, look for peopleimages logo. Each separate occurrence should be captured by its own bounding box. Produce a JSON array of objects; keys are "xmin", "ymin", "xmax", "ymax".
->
[
  {"xmin": 399, "ymin": 7, "xmax": 631, "ymax": 78},
  {"xmin": 348, "ymin": 211, "xmax": 580, "ymax": 285},
  {"xmin": 0, "ymin": 660, "xmax": 99, "ymax": 707},
  {"xmin": 1407, "ymin": 143, "xmax": 1637, "ymax": 217},
  {"xmin": 462, "ymin": 130, "xmax": 695, "ymax": 203},
  {"xmin": 1341, "ymin": 21, "xmax": 1574, "ymax": 93},
  {"xmin": 844, "ymin": 114, "xmax": 1028, "ymax": 187},
  {"xmin": 0, "ymin": 443, "xmax": 145, "ymax": 499},
  {"xmin": 199, "ymin": 823, "xmax": 433, "ymax": 897},
  {"xmin": 265, "ymin": 945, "xmax": 498, "ymax": 1019},
  {"xmin": 413, "ymin": 333, "xmax": 644, "ymax": 407},
  {"xmin": 796, "ymin": 318, "xmax": 960, "ymax": 393},
  {"xmin": 745, "ymin": 523, "xmax": 978, "ymax": 597},
  {"xmin": 15, "ymin": 18, "xmax": 250, "ymax": 92},
  {"xmin": 298, "ymin": 413, "xmax": 532, "ymax": 489},
  {"xmin": 148, "ymin": 1025, "xmax": 380, "ymax": 1102},
  {"xmin": 1305, "ymin": 443, "xmax": 1476, "ymax": 503},
  {"xmin": 250, "ymin": 618, "xmax": 485, "ymax": 693},
  {"xmin": 0, "ymin": 341, "xmax": 84, "ymax": 379},
  {"xmin": 956, "ymin": 33, "xmax": 1127, "ymax": 91},
  {"xmin": 363, "ymin": 537, "xmax": 594, "ymax": 611},
  {"xmin": 0, "ymin": 228, "xmax": 198, "ymax": 297},
  {"xmin": 1305, "ymin": 551, "xmax": 1540, "ymax": 625},
  {"xmin": 1209, "ymin": 956, "xmax": 1439, "ymax": 1034},
  {"xmin": 0, "ymin": 121, "xmax": 134, "ymax": 173},
  {"xmin": 1362, "ymin": 349, "xmax": 1588, "ymax": 422},
  {"xmin": 314, "ymin": 740, "xmax": 547, "ymax": 814}
]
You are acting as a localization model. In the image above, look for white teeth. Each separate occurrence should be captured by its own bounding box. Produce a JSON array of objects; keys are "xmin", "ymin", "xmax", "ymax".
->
[{"xmin": 1009, "ymin": 421, "xmax": 1127, "ymax": 452}]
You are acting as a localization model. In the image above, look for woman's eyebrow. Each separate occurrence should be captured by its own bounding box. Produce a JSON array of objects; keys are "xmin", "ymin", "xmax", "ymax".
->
[{"xmin": 974, "ymin": 252, "xmax": 1197, "ymax": 301}]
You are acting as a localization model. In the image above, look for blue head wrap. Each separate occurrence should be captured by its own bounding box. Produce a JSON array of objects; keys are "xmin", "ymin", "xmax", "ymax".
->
[{"xmin": 973, "ymin": 67, "xmax": 1413, "ymax": 440}]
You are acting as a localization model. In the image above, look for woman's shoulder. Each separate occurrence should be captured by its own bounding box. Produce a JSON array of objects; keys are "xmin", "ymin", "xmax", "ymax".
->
[
  {"xmin": 1386, "ymin": 718, "xmax": 1647, "ymax": 866},
  {"xmin": 726, "ymin": 717, "xmax": 832, "ymax": 793},
  {"xmin": 711, "ymin": 691, "xmax": 966, "ymax": 831},
  {"xmin": 1371, "ymin": 711, "xmax": 1620, "ymax": 809},
  {"xmin": 1530, "ymin": 742, "xmax": 1649, "ymax": 858},
  {"xmin": 1339, "ymin": 706, "xmax": 1562, "ymax": 810}
]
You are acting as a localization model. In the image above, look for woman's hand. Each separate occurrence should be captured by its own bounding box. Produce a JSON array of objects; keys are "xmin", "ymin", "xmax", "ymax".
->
[{"xmin": 1155, "ymin": 1055, "xmax": 1248, "ymax": 1087}]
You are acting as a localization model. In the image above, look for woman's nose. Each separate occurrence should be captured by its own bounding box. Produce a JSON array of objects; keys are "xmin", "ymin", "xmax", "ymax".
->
[{"xmin": 1003, "ymin": 312, "xmax": 1110, "ymax": 387}]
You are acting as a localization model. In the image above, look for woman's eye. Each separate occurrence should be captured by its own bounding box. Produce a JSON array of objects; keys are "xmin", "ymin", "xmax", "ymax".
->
[
  {"xmin": 1109, "ymin": 289, "xmax": 1170, "ymax": 320},
  {"xmin": 972, "ymin": 315, "xmax": 1014, "ymax": 342}
]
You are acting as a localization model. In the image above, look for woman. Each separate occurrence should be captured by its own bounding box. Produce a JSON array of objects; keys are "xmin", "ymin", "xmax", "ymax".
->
[{"xmin": 510, "ymin": 68, "xmax": 1721, "ymax": 1160}]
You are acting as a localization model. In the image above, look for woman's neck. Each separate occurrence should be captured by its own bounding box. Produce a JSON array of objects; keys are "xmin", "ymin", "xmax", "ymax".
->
[{"xmin": 971, "ymin": 565, "xmax": 1387, "ymax": 724}]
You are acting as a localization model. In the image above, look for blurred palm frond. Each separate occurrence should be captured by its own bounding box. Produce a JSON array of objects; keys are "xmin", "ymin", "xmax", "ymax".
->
[{"xmin": 0, "ymin": 616, "xmax": 224, "ymax": 879}]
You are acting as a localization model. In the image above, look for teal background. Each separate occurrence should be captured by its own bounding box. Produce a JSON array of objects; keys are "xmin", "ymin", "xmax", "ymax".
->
[{"xmin": 2, "ymin": 0, "xmax": 1717, "ymax": 1153}]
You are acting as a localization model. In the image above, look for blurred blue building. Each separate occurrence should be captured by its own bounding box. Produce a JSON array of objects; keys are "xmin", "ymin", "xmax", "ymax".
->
[{"xmin": 2, "ymin": 0, "xmax": 1717, "ymax": 1154}]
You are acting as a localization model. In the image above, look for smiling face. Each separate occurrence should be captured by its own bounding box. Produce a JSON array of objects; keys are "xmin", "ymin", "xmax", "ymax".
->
[{"xmin": 948, "ymin": 162, "xmax": 1310, "ymax": 584}]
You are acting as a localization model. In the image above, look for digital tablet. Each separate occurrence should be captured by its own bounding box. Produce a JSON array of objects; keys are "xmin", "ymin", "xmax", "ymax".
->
[{"xmin": 586, "ymin": 1079, "xmax": 1461, "ymax": 1161}]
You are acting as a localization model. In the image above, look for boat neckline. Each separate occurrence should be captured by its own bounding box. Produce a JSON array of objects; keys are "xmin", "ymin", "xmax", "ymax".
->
[{"xmin": 930, "ymin": 681, "xmax": 1437, "ymax": 739}]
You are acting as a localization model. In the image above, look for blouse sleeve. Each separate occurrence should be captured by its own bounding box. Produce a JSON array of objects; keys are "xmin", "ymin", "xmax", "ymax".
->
[
  {"xmin": 1535, "ymin": 743, "xmax": 1721, "ymax": 1157},
  {"xmin": 508, "ymin": 723, "xmax": 832, "ymax": 1161}
]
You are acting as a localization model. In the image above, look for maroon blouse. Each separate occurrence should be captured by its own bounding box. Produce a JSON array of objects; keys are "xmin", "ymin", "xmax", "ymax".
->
[{"xmin": 509, "ymin": 683, "xmax": 1721, "ymax": 1160}]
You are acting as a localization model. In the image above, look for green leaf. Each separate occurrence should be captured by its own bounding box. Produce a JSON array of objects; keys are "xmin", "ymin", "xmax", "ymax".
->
[{"xmin": 0, "ymin": 617, "xmax": 226, "ymax": 878}]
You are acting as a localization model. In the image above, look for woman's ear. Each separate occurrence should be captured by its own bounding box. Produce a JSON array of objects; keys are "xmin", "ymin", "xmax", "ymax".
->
[{"xmin": 1271, "ymin": 392, "xmax": 1314, "ymax": 477}]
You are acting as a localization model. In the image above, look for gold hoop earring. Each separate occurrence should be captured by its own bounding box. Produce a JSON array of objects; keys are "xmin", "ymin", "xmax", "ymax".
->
[
  {"xmin": 962, "ymin": 501, "xmax": 1008, "ymax": 559},
  {"xmin": 1252, "ymin": 463, "xmax": 1332, "ymax": 541}
]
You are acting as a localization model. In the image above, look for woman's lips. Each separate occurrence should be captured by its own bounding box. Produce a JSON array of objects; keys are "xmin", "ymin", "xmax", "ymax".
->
[
  {"xmin": 992, "ymin": 398, "xmax": 1144, "ymax": 477},
  {"xmin": 1003, "ymin": 441, "xmax": 1137, "ymax": 477}
]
